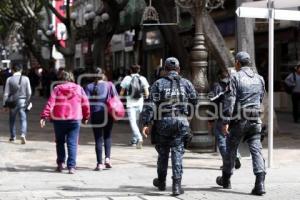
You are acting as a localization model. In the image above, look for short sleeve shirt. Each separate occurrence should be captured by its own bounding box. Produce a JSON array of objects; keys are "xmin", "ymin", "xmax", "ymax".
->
[{"xmin": 120, "ymin": 74, "xmax": 149, "ymax": 108}]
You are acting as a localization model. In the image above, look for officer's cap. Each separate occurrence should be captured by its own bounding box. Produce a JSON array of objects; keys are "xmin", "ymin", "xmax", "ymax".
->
[
  {"xmin": 165, "ymin": 57, "xmax": 180, "ymax": 69},
  {"xmin": 235, "ymin": 51, "xmax": 251, "ymax": 63}
]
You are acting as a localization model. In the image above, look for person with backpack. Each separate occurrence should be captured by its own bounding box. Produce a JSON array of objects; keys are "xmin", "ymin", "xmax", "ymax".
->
[
  {"xmin": 284, "ymin": 63, "xmax": 300, "ymax": 122},
  {"xmin": 2, "ymin": 63, "xmax": 31, "ymax": 144},
  {"xmin": 120, "ymin": 64, "xmax": 149, "ymax": 149},
  {"xmin": 141, "ymin": 57, "xmax": 198, "ymax": 196}
]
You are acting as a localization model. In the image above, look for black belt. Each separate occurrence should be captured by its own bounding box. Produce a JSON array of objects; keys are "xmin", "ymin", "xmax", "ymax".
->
[
  {"xmin": 242, "ymin": 110, "xmax": 262, "ymax": 118},
  {"xmin": 161, "ymin": 112, "xmax": 186, "ymax": 118}
]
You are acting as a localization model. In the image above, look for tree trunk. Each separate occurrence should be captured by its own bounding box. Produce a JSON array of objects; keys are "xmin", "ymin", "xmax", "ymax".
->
[
  {"xmin": 65, "ymin": 55, "xmax": 75, "ymax": 71},
  {"xmin": 202, "ymin": 13, "xmax": 235, "ymax": 71},
  {"xmin": 25, "ymin": 40, "xmax": 50, "ymax": 69},
  {"xmin": 92, "ymin": 0, "xmax": 128, "ymax": 71},
  {"xmin": 93, "ymin": 37, "xmax": 106, "ymax": 69},
  {"xmin": 153, "ymin": 0, "xmax": 190, "ymax": 71},
  {"xmin": 236, "ymin": 0, "xmax": 256, "ymax": 71}
]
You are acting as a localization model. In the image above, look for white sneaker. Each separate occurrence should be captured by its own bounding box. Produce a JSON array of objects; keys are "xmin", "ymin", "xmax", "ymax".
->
[
  {"xmin": 20, "ymin": 135, "xmax": 26, "ymax": 144},
  {"xmin": 136, "ymin": 140, "xmax": 143, "ymax": 149},
  {"xmin": 9, "ymin": 137, "xmax": 16, "ymax": 143}
]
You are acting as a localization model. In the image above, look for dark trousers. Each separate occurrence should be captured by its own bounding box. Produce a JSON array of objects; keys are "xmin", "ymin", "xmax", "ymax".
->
[
  {"xmin": 91, "ymin": 111, "xmax": 114, "ymax": 164},
  {"xmin": 155, "ymin": 143, "xmax": 184, "ymax": 179},
  {"xmin": 53, "ymin": 120, "xmax": 80, "ymax": 169},
  {"xmin": 292, "ymin": 93, "xmax": 300, "ymax": 122},
  {"xmin": 223, "ymin": 120, "xmax": 265, "ymax": 175}
]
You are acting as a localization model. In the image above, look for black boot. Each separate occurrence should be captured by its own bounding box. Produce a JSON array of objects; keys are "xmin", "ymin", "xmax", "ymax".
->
[
  {"xmin": 153, "ymin": 177, "xmax": 166, "ymax": 191},
  {"xmin": 251, "ymin": 172, "xmax": 266, "ymax": 195},
  {"xmin": 172, "ymin": 177, "xmax": 184, "ymax": 196},
  {"xmin": 216, "ymin": 172, "xmax": 232, "ymax": 189},
  {"xmin": 235, "ymin": 157, "xmax": 241, "ymax": 169}
]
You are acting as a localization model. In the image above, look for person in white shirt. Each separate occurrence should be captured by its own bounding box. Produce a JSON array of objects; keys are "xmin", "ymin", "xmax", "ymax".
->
[{"xmin": 120, "ymin": 64, "xmax": 149, "ymax": 149}]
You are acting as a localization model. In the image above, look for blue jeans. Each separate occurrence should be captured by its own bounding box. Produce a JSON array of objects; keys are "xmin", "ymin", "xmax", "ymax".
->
[
  {"xmin": 91, "ymin": 111, "xmax": 114, "ymax": 164},
  {"xmin": 214, "ymin": 120, "xmax": 241, "ymax": 160},
  {"xmin": 9, "ymin": 99, "xmax": 27, "ymax": 139},
  {"xmin": 53, "ymin": 120, "xmax": 80, "ymax": 169},
  {"xmin": 127, "ymin": 106, "xmax": 142, "ymax": 144}
]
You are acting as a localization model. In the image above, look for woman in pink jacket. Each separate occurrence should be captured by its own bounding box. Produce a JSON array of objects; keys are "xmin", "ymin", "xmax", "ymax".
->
[{"xmin": 40, "ymin": 71, "xmax": 90, "ymax": 174}]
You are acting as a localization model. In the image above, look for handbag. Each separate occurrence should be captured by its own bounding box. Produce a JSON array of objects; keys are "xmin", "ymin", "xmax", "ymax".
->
[
  {"xmin": 4, "ymin": 75, "xmax": 22, "ymax": 109},
  {"xmin": 106, "ymin": 82, "xmax": 125, "ymax": 120}
]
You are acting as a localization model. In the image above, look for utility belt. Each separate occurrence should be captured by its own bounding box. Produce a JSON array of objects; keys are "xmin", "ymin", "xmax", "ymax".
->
[
  {"xmin": 161, "ymin": 110, "xmax": 187, "ymax": 118},
  {"xmin": 229, "ymin": 109, "xmax": 262, "ymax": 124},
  {"xmin": 241, "ymin": 108, "xmax": 262, "ymax": 119},
  {"xmin": 242, "ymin": 109, "xmax": 262, "ymax": 119}
]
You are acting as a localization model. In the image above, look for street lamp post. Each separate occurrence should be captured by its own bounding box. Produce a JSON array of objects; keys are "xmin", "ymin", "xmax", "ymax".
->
[
  {"xmin": 71, "ymin": 4, "xmax": 110, "ymax": 72},
  {"xmin": 37, "ymin": 25, "xmax": 55, "ymax": 67},
  {"xmin": 176, "ymin": 0, "xmax": 213, "ymax": 150},
  {"xmin": 83, "ymin": 4, "xmax": 96, "ymax": 72}
]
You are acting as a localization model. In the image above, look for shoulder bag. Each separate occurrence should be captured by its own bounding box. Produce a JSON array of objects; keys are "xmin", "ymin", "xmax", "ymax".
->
[
  {"xmin": 4, "ymin": 75, "xmax": 22, "ymax": 109},
  {"xmin": 106, "ymin": 82, "xmax": 125, "ymax": 120}
]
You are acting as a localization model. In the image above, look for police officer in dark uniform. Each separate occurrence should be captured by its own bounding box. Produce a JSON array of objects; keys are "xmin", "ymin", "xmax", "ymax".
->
[
  {"xmin": 209, "ymin": 69, "xmax": 241, "ymax": 169},
  {"xmin": 216, "ymin": 52, "xmax": 266, "ymax": 195},
  {"xmin": 141, "ymin": 57, "xmax": 197, "ymax": 196}
]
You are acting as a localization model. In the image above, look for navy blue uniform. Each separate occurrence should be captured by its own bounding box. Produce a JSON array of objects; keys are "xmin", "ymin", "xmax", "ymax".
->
[
  {"xmin": 222, "ymin": 67, "xmax": 265, "ymax": 175},
  {"xmin": 141, "ymin": 71, "xmax": 197, "ymax": 179}
]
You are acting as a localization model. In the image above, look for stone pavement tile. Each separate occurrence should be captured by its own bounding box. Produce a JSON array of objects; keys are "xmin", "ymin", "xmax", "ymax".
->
[
  {"xmin": 80, "ymin": 198, "xmax": 108, "ymax": 200},
  {"xmin": 48, "ymin": 199, "xmax": 76, "ymax": 200},
  {"xmin": 110, "ymin": 197, "xmax": 142, "ymax": 200},
  {"xmin": 141, "ymin": 196, "xmax": 178, "ymax": 200}
]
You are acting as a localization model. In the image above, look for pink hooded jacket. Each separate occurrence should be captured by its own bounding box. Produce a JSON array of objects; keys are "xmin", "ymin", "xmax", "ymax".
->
[{"xmin": 41, "ymin": 82, "xmax": 90, "ymax": 121}]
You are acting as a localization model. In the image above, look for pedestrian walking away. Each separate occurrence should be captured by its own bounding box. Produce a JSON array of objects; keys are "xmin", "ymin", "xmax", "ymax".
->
[
  {"xmin": 120, "ymin": 64, "xmax": 149, "ymax": 149},
  {"xmin": 209, "ymin": 68, "xmax": 241, "ymax": 170},
  {"xmin": 216, "ymin": 51, "xmax": 266, "ymax": 196},
  {"xmin": 2, "ymin": 63, "xmax": 32, "ymax": 144},
  {"xmin": 284, "ymin": 62, "xmax": 300, "ymax": 123},
  {"xmin": 40, "ymin": 71, "xmax": 90, "ymax": 174},
  {"xmin": 141, "ymin": 57, "xmax": 198, "ymax": 196},
  {"xmin": 85, "ymin": 68, "xmax": 117, "ymax": 171}
]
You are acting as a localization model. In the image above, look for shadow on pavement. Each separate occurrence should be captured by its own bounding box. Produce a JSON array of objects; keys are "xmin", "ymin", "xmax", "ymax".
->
[
  {"xmin": 185, "ymin": 186, "xmax": 253, "ymax": 196},
  {"xmin": 59, "ymin": 185, "xmax": 166, "ymax": 196},
  {"xmin": 0, "ymin": 165, "xmax": 92, "ymax": 173}
]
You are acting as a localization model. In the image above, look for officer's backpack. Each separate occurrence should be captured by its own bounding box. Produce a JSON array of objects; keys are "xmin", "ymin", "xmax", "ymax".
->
[{"xmin": 128, "ymin": 75, "xmax": 143, "ymax": 99}]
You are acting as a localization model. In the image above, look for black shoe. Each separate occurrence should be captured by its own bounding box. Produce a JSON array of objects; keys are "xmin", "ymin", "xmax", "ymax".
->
[
  {"xmin": 251, "ymin": 172, "xmax": 266, "ymax": 196},
  {"xmin": 153, "ymin": 178, "xmax": 166, "ymax": 191},
  {"xmin": 235, "ymin": 158, "xmax": 241, "ymax": 169},
  {"xmin": 216, "ymin": 172, "xmax": 232, "ymax": 189},
  {"xmin": 172, "ymin": 177, "xmax": 184, "ymax": 196}
]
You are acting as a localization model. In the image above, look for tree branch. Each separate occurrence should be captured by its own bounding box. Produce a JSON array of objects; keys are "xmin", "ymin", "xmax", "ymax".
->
[
  {"xmin": 44, "ymin": 0, "xmax": 67, "ymax": 25},
  {"xmin": 65, "ymin": 0, "xmax": 72, "ymax": 37}
]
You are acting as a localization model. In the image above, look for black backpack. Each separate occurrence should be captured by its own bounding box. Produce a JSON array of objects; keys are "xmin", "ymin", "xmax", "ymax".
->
[{"xmin": 128, "ymin": 75, "xmax": 143, "ymax": 99}]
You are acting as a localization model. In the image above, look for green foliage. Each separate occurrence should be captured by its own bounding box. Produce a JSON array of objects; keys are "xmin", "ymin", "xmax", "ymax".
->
[
  {"xmin": 0, "ymin": 17, "xmax": 11, "ymax": 40},
  {"xmin": 119, "ymin": 0, "xmax": 146, "ymax": 30},
  {"xmin": 0, "ymin": 0, "xmax": 44, "ymax": 22}
]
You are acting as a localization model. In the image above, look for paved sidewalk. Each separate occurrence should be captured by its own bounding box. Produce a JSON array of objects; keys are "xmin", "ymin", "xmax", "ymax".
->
[{"xmin": 0, "ymin": 94, "xmax": 300, "ymax": 200}]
